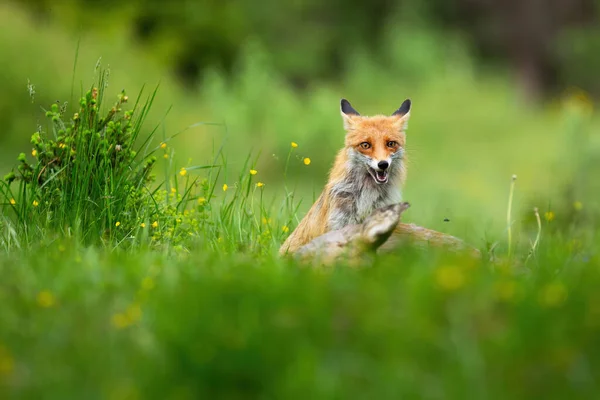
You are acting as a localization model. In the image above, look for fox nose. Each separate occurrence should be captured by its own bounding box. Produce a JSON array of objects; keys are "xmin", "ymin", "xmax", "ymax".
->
[{"xmin": 377, "ymin": 160, "xmax": 389, "ymax": 170}]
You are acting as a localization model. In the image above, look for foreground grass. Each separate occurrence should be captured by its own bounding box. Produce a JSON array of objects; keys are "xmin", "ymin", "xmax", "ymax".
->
[
  {"xmin": 0, "ymin": 45, "xmax": 598, "ymax": 398},
  {"xmin": 0, "ymin": 235, "xmax": 599, "ymax": 399}
]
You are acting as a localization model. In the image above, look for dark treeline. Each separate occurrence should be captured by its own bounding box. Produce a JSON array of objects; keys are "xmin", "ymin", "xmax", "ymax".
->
[{"xmin": 18, "ymin": 0, "xmax": 600, "ymax": 98}]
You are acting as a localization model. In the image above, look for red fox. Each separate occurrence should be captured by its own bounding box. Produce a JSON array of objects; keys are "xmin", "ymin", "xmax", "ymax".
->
[{"xmin": 280, "ymin": 98, "xmax": 411, "ymax": 255}]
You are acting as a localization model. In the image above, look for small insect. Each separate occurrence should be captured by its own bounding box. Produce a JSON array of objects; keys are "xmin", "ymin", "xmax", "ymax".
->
[{"xmin": 443, "ymin": 218, "xmax": 450, "ymax": 222}]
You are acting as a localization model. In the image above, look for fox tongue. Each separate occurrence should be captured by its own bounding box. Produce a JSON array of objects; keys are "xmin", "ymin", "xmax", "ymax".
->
[{"xmin": 376, "ymin": 170, "xmax": 387, "ymax": 182}]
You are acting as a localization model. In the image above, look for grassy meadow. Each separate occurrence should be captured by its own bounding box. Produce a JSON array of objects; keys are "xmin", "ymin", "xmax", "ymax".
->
[{"xmin": 1, "ymin": 2, "xmax": 600, "ymax": 399}]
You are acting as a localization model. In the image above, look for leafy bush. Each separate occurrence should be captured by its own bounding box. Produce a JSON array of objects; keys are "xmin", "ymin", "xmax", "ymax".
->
[
  {"xmin": 0, "ymin": 68, "xmax": 300, "ymax": 253},
  {"xmin": 0, "ymin": 70, "xmax": 163, "ymax": 245}
]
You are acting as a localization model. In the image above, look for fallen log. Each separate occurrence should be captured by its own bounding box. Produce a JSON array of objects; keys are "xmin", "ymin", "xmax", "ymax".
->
[{"xmin": 294, "ymin": 202, "xmax": 481, "ymax": 265}]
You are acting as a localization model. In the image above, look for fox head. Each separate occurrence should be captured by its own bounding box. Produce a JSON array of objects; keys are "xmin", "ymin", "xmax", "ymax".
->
[{"xmin": 340, "ymin": 98, "xmax": 411, "ymax": 185}]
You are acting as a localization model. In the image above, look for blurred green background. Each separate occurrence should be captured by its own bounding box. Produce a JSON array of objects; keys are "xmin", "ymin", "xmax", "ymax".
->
[
  {"xmin": 2, "ymin": 3, "xmax": 600, "ymax": 398},
  {"xmin": 1, "ymin": 0, "xmax": 599, "ymax": 244}
]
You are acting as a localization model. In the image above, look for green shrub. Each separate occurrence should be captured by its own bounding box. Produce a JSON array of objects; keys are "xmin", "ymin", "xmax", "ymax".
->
[
  {"xmin": 0, "ymin": 70, "xmax": 164, "ymax": 245},
  {"xmin": 0, "ymin": 68, "xmax": 299, "ymax": 254}
]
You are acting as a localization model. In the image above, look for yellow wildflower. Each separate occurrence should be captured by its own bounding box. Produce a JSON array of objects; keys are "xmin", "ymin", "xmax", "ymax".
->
[
  {"xmin": 250, "ymin": 169, "xmax": 258, "ymax": 175},
  {"xmin": 32, "ymin": 200, "xmax": 39, "ymax": 207},
  {"xmin": 198, "ymin": 197, "xmax": 206, "ymax": 205},
  {"xmin": 37, "ymin": 290, "xmax": 56, "ymax": 308},
  {"xmin": 115, "ymin": 221, "xmax": 121, "ymax": 227},
  {"xmin": 141, "ymin": 277, "xmax": 155, "ymax": 291},
  {"xmin": 9, "ymin": 199, "xmax": 15, "ymax": 205},
  {"xmin": 32, "ymin": 149, "xmax": 38, "ymax": 157},
  {"xmin": 0, "ymin": 346, "xmax": 14, "ymax": 376},
  {"xmin": 151, "ymin": 221, "xmax": 158, "ymax": 228},
  {"xmin": 565, "ymin": 87, "xmax": 593, "ymax": 116},
  {"xmin": 223, "ymin": 184, "xmax": 228, "ymax": 191},
  {"xmin": 140, "ymin": 223, "xmax": 146, "ymax": 228},
  {"xmin": 126, "ymin": 304, "xmax": 142, "ymax": 322},
  {"xmin": 544, "ymin": 211, "xmax": 555, "ymax": 222},
  {"xmin": 494, "ymin": 280, "xmax": 517, "ymax": 302},
  {"xmin": 435, "ymin": 265, "xmax": 465, "ymax": 292},
  {"xmin": 538, "ymin": 282, "xmax": 567, "ymax": 308},
  {"xmin": 59, "ymin": 143, "xmax": 66, "ymax": 149},
  {"xmin": 180, "ymin": 168, "xmax": 187, "ymax": 176},
  {"xmin": 160, "ymin": 142, "xmax": 167, "ymax": 149},
  {"xmin": 282, "ymin": 225, "xmax": 289, "ymax": 233},
  {"xmin": 111, "ymin": 313, "xmax": 129, "ymax": 329},
  {"xmin": 291, "ymin": 142, "xmax": 298, "ymax": 148},
  {"xmin": 303, "ymin": 157, "xmax": 311, "ymax": 165},
  {"xmin": 256, "ymin": 182, "xmax": 264, "ymax": 188},
  {"xmin": 163, "ymin": 154, "xmax": 169, "ymax": 159},
  {"xmin": 574, "ymin": 201, "xmax": 583, "ymax": 211},
  {"xmin": 170, "ymin": 187, "xmax": 176, "ymax": 194}
]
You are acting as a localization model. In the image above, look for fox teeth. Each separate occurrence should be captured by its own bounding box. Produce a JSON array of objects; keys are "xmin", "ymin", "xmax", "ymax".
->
[{"xmin": 373, "ymin": 170, "xmax": 388, "ymax": 183}]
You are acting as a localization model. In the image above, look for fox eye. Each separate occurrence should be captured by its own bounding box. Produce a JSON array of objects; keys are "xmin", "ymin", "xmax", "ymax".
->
[
  {"xmin": 359, "ymin": 142, "xmax": 371, "ymax": 149},
  {"xmin": 387, "ymin": 141, "xmax": 398, "ymax": 148}
]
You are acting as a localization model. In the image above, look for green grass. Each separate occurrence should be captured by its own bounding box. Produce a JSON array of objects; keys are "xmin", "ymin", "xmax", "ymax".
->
[
  {"xmin": 1, "ymin": 4, "xmax": 600, "ymax": 397},
  {"xmin": 0, "ymin": 238, "xmax": 599, "ymax": 399},
  {"xmin": 4, "ymin": 0, "xmax": 599, "ymax": 236},
  {"xmin": 0, "ymin": 70, "xmax": 298, "ymax": 253},
  {"xmin": 0, "ymin": 78, "xmax": 598, "ymax": 399}
]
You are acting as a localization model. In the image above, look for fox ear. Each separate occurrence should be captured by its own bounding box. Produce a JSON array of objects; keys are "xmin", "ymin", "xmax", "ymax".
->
[
  {"xmin": 391, "ymin": 99, "xmax": 411, "ymax": 117},
  {"xmin": 391, "ymin": 99, "xmax": 411, "ymax": 130},
  {"xmin": 341, "ymin": 99, "xmax": 360, "ymax": 130},
  {"xmin": 341, "ymin": 99, "xmax": 360, "ymax": 116}
]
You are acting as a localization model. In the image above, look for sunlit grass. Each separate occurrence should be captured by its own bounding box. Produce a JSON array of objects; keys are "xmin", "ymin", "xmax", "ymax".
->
[
  {"xmin": 0, "ymin": 232, "xmax": 598, "ymax": 398},
  {"xmin": 0, "ymin": 7, "xmax": 599, "ymax": 396},
  {"xmin": 0, "ymin": 108, "xmax": 598, "ymax": 398},
  {"xmin": 3, "ymin": 0, "xmax": 598, "ymax": 238}
]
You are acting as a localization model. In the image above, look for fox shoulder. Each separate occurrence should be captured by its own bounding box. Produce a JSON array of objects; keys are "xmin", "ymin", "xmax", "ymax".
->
[{"xmin": 279, "ymin": 193, "xmax": 330, "ymax": 255}]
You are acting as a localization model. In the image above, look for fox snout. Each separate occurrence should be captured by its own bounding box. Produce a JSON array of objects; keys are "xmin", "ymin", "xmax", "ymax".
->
[
  {"xmin": 370, "ymin": 158, "xmax": 391, "ymax": 172},
  {"xmin": 365, "ymin": 157, "xmax": 392, "ymax": 184}
]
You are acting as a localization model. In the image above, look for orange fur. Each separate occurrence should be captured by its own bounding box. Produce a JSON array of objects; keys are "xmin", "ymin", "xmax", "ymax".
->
[
  {"xmin": 280, "ymin": 101, "xmax": 410, "ymax": 255},
  {"xmin": 341, "ymin": 115, "xmax": 408, "ymax": 186}
]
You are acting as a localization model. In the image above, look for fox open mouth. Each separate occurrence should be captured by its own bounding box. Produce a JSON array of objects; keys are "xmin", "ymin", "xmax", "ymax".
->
[{"xmin": 367, "ymin": 168, "xmax": 389, "ymax": 184}]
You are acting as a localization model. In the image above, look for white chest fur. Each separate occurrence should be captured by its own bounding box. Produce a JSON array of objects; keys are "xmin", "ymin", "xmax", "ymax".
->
[
  {"xmin": 327, "ymin": 170, "xmax": 402, "ymax": 231},
  {"xmin": 355, "ymin": 184, "xmax": 401, "ymax": 221}
]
